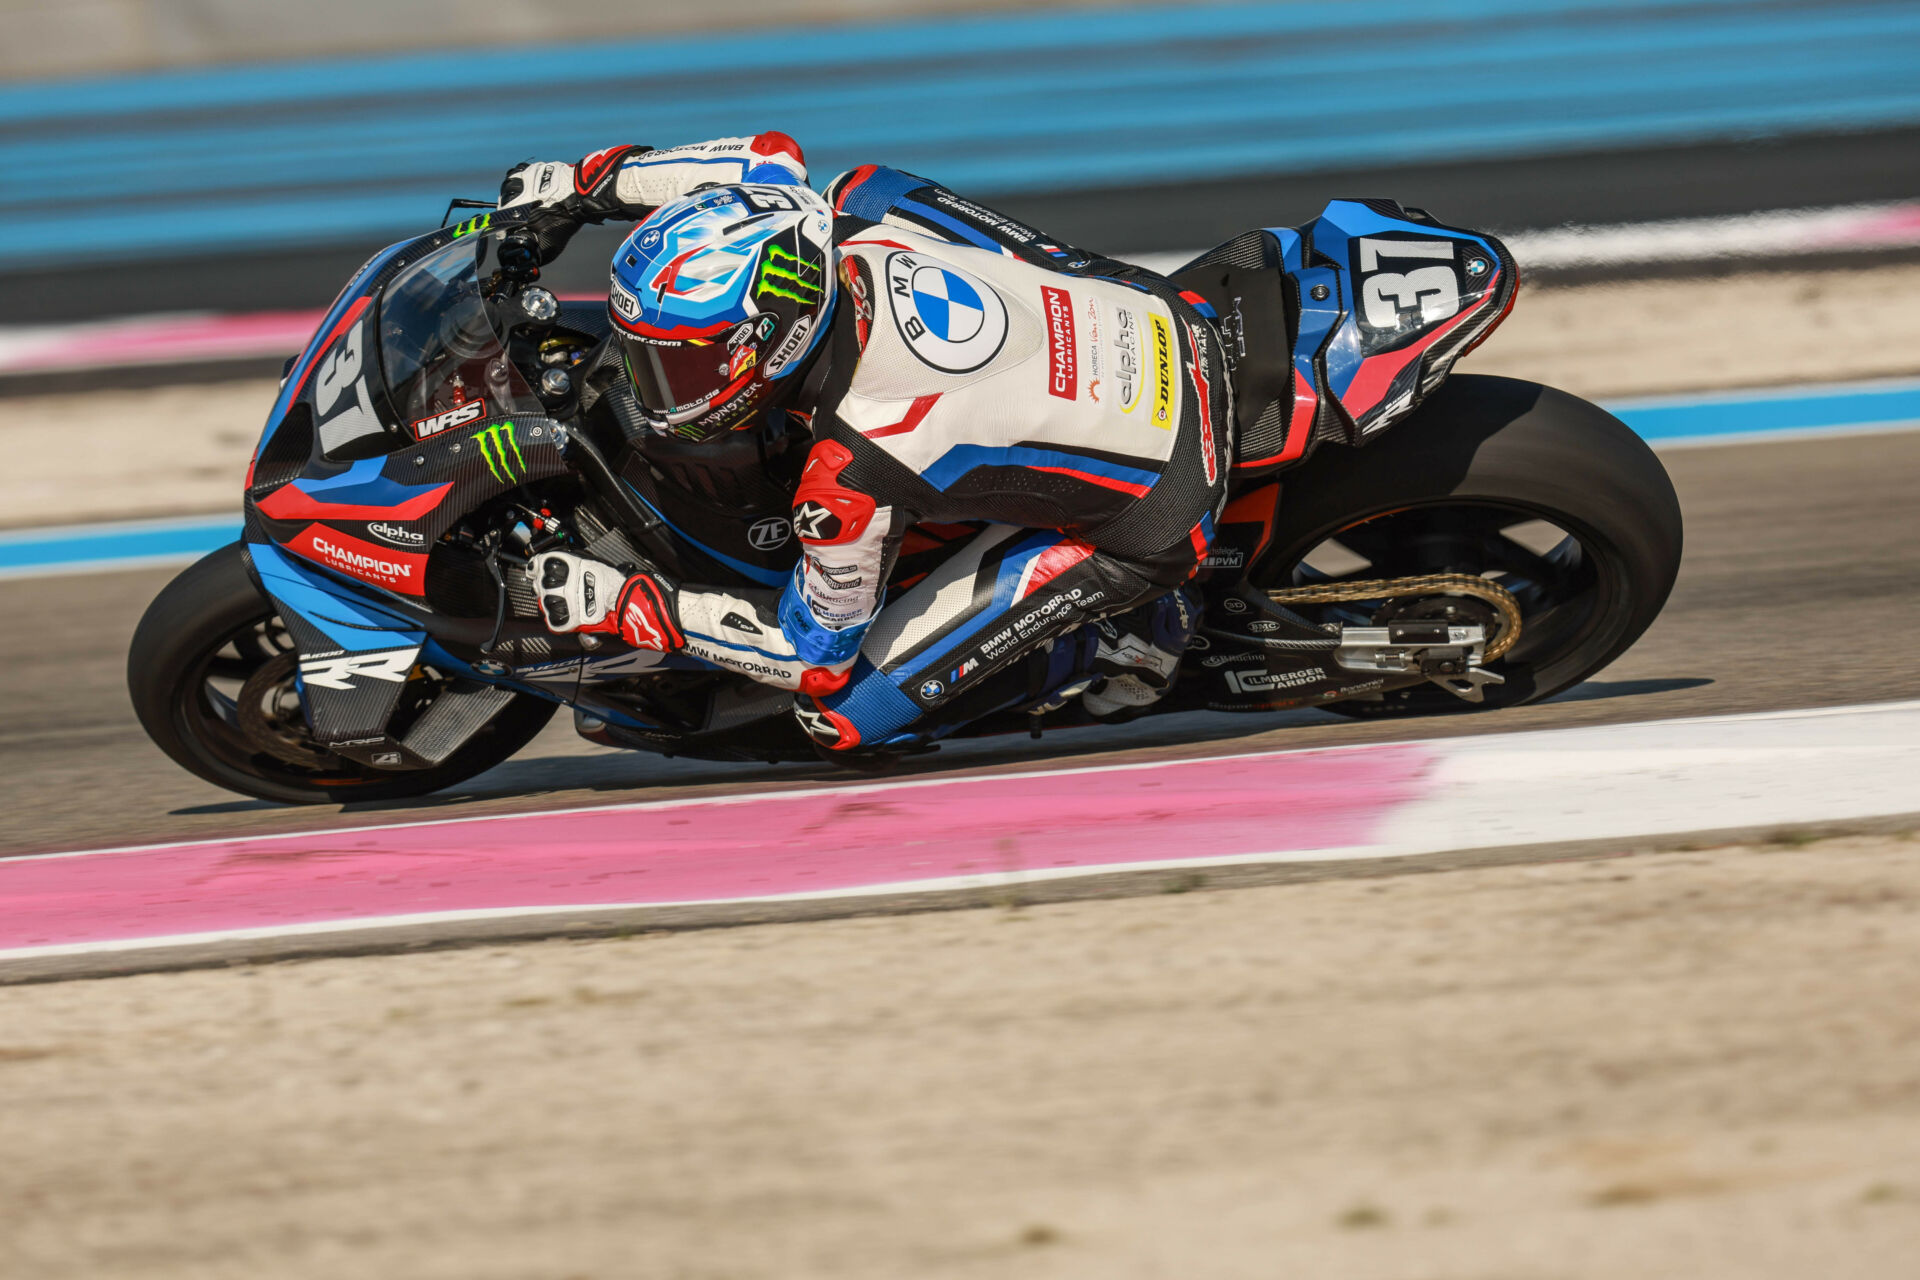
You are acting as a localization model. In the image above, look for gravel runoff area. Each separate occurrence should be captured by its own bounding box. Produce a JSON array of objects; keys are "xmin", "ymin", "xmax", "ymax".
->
[
  {"xmin": 6, "ymin": 261, "xmax": 1920, "ymax": 529},
  {"xmin": 3, "ymin": 830, "xmax": 1918, "ymax": 1278}
]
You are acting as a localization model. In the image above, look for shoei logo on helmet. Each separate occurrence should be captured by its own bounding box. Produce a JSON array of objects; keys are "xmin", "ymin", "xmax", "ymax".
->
[{"xmin": 883, "ymin": 252, "xmax": 1008, "ymax": 374}]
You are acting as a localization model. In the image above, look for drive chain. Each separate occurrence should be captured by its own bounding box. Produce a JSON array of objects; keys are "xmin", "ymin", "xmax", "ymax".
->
[{"xmin": 1266, "ymin": 574, "xmax": 1523, "ymax": 661}]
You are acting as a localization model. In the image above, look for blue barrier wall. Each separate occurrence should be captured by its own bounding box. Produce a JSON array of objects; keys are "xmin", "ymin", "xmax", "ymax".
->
[{"xmin": 3, "ymin": 0, "xmax": 1918, "ymax": 268}]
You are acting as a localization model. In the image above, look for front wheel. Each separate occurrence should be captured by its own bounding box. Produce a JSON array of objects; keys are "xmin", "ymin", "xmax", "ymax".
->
[
  {"xmin": 1250, "ymin": 375, "xmax": 1684, "ymax": 715},
  {"xmin": 128, "ymin": 543, "xmax": 557, "ymax": 803}
]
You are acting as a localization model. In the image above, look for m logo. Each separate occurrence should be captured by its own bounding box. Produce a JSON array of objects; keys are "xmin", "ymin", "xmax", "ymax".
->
[
  {"xmin": 475, "ymin": 422, "xmax": 526, "ymax": 484},
  {"xmin": 299, "ymin": 648, "xmax": 417, "ymax": 691}
]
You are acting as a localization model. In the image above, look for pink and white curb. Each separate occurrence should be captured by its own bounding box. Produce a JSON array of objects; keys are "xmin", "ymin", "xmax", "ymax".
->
[{"xmin": 2, "ymin": 700, "xmax": 1916, "ymax": 966}]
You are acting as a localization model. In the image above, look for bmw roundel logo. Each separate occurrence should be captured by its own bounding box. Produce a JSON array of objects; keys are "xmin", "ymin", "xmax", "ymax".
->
[
  {"xmin": 919, "ymin": 678, "xmax": 946, "ymax": 700},
  {"xmin": 639, "ymin": 227, "xmax": 662, "ymax": 250},
  {"xmin": 1465, "ymin": 256, "xmax": 1489, "ymax": 278},
  {"xmin": 883, "ymin": 251, "xmax": 1008, "ymax": 374}
]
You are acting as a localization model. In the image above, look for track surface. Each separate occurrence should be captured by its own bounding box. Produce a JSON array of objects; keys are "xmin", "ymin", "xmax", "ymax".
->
[{"xmin": 13, "ymin": 428, "xmax": 1920, "ymax": 860}]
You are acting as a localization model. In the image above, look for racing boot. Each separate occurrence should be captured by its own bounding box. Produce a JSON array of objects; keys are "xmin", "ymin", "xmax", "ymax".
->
[{"xmin": 1080, "ymin": 588, "xmax": 1199, "ymax": 720}]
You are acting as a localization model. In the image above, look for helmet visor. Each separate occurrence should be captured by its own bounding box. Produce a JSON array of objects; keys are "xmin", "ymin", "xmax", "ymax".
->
[{"xmin": 620, "ymin": 336, "xmax": 735, "ymax": 422}]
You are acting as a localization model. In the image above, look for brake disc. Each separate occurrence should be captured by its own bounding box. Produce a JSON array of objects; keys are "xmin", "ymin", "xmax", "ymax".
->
[{"xmin": 235, "ymin": 650, "xmax": 337, "ymax": 768}]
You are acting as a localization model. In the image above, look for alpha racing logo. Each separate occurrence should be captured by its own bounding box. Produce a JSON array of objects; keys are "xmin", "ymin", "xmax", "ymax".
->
[
  {"xmin": 367, "ymin": 521, "xmax": 426, "ymax": 547},
  {"xmin": 1113, "ymin": 309, "xmax": 1143, "ymax": 413},
  {"xmin": 411, "ymin": 398, "xmax": 485, "ymax": 441}
]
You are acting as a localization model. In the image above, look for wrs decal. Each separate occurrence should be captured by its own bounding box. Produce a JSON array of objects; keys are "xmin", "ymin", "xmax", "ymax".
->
[
  {"xmin": 411, "ymin": 398, "xmax": 486, "ymax": 441},
  {"xmin": 289, "ymin": 524, "xmax": 426, "ymax": 594},
  {"xmin": 1040, "ymin": 286, "xmax": 1077, "ymax": 400},
  {"xmin": 1148, "ymin": 313, "xmax": 1176, "ymax": 429}
]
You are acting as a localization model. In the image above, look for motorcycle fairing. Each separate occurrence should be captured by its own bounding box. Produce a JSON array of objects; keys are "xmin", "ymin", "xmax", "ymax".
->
[{"xmin": 1286, "ymin": 199, "xmax": 1515, "ymax": 442}]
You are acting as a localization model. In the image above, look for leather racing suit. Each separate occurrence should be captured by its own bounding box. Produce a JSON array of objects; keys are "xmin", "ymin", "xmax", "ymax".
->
[{"xmin": 509, "ymin": 135, "xmax": 1233, "ymax": 754}]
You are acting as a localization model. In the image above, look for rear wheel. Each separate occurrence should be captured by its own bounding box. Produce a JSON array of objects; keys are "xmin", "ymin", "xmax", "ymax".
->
[
  {"xmin": 1250, "ymin": 375, "xmax": 1683, "ymax": 715},
  {"xmin": 128, "ymin": 543, "xmax": 556, "ymax": 803}
]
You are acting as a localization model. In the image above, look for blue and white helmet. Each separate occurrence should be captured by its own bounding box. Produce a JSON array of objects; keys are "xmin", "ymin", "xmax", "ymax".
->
[{"xmin": 607, "ymin": 183, "xmax": 836, "ymax": 441}]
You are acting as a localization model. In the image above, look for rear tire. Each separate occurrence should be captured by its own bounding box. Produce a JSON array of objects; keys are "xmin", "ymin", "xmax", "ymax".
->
[
  {"xmin": 1251, "ymin": 375, "xmax": 1683, "ymax": 714},
  {"xmin": 129, "ymin": 542, "xmax": 556, "ymax": 804}
]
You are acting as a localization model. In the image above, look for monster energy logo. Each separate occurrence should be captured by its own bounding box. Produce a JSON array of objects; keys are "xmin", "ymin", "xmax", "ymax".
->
[
  {"xmin": 475, "ymin": 421, "xmax": 525, "ymax": 483},
  {"xmin": 756, "ymin": 246, "xmax": 822, "ymax": 303},
  {"xmin": 452, "ymin": 213, "xmax": 492, "ymax": 238}
]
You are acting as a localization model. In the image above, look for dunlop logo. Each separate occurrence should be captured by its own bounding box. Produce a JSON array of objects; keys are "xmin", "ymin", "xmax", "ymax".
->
[
  {"xmin": 1148, "ymin": 313, "xmax": 1175, "ymax": 428},
  {"xmin": 476, "ymin": 421, "xmax": 526, "ymax": 483},
  {"xmin": 756, "ymin": 245, "xmax": 823, "ymax": 303}
]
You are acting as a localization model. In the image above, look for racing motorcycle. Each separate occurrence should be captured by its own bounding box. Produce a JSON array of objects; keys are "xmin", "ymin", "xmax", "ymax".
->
[{"xmin": 129, "ymin": 198, "xmax": 1683, "ymax": 803}]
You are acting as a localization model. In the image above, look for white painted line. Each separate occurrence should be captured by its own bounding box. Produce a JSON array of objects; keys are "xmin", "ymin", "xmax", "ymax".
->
[{"xmin": 4, "ymin": 700, "xmax": 1915, "ymax": 970}]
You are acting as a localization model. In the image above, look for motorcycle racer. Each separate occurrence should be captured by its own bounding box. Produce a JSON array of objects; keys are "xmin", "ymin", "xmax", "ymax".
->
[{"xmin": 499, "ymin": 134, "xmax": 1231, "ymax": 757}]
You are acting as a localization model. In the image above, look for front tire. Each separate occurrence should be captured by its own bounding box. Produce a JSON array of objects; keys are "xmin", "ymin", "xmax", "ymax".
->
[
  {"xmin": 128, "ymin": 543, "xmax": 556, "ymax": 804},
  {"xmin": 1252, "ymin": 375, "xmax": 1683, "ymax": 715}
]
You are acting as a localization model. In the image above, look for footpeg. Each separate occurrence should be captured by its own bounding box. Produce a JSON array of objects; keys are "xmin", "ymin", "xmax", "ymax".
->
[{"xmin": 1334, "ymin": 623, "xmax": 1503, "ymax": 702}]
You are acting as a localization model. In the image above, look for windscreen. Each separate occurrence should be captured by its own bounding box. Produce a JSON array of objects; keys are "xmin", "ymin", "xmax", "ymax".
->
[{"xmin": 376, "ymin": 234, "xmax": 539, "ymax": 432}]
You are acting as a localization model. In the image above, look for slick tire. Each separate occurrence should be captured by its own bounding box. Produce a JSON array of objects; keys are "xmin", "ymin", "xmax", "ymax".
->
[
  {"xmin": 128, "ymin": 542, "xmax": 556, "ymax": 804},
  {"xmin": 1251, "ymin": 375, "xmax": 1684, "ymax": 716}
]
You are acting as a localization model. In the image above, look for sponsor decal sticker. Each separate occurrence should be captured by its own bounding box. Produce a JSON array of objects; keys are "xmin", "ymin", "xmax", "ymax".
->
[
  {"xmin": 1148, "ymin": 313, "xmax": 1175, "ymax": 428},
  {"xmin": 410, "ymin": 398, "xmax": 486, "ymax": 441},
  {"xmin": 451, "ymin": 213, "xmax": 492, "ymax": 239},
  {"xmin": 1201, "ymin": 546, "xmax": 1245, "ymax": 570},
  {"xmin": 1082, "ymin": 297, "xmax": 1104, "ymax": 402},
  {"xmin": 1183, "ymin": 319, "xmax": 1219, "ymax": 483},
  {"xmin": 298, "ymin": 648, "xmax": 418, "ymax": 691},
  {"xmin": 1040, "ymin": 285, "xmax": 1077, "ymax": 400},
  {"xmin": 882, "ymin": 251, "xmax": 1009, "ymax": 374},
  {"xmin": 1226, "ymin": 667, "xmax": 1327, "ymax": 695},
  {"xmin": 919, "ymin": 678, "xmax": 946, "ymax": 700},
  {"xmin": 367, "ymin": 521, "xmax": 426, "ymax": 548},
  {"xmin": 765, "ymin": 314, "xmax": 815, "ymax": 377},
  {"xmin": 1113, "ymin": 309, "xmax": 1143, "ymax": 413},
  {"xmin": 475, "ymin": 421, "xmax": 526, "ymax": 484},
  {"xmin": 748, "ymin": 516, "xmax": 792, "ymax": 549},
  {"xmin": 840, "ymin": 259, "xmax": 874, "ymax": 350},
  {"xmin": 290, "ymin": 525, "xmax": 426, "ymax": 594},
  {"xmin": 755, "ymin": 245, "xmax": 824, "ymax": 303}
]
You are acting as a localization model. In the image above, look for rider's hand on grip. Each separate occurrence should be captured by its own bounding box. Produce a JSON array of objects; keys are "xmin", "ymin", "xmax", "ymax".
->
[{"xmin": 532, "ymin": 553, "xmax": 684, "ymax": 653}]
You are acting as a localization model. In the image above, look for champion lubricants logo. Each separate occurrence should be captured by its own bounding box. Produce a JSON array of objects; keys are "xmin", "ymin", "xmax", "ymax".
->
[
  {"xmin": 290, "ymin": 525, "xmax": 425, "ymax": 595},
  {"xmin": 1041, "ymin": 286, "xmax": 1077, "ymax": 400},
  {"xmin": 410, "ymin": 398, "xmax": 486, "ymax": 441}
]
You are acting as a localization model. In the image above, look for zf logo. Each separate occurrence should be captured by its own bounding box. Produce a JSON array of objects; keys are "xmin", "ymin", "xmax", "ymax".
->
[
  {"xmin": 299, "ymin": 649, "xmax": 417, "ymax": 691},
  {"xmin": 748, "ymin": 516, "xmax": 792, "ymax": 549}
]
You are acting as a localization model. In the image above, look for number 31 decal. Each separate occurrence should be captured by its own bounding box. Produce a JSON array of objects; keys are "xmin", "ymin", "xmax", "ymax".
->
[{"xmin": 1357, "ymin": 237, "xmax": 1460, "ymax": 331}]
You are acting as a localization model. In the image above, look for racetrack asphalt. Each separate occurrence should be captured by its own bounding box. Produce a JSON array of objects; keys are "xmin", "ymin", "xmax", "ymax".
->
[{"xmin": 7, "ymin": 428, "xmax": 1918, "ymax": 862}]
